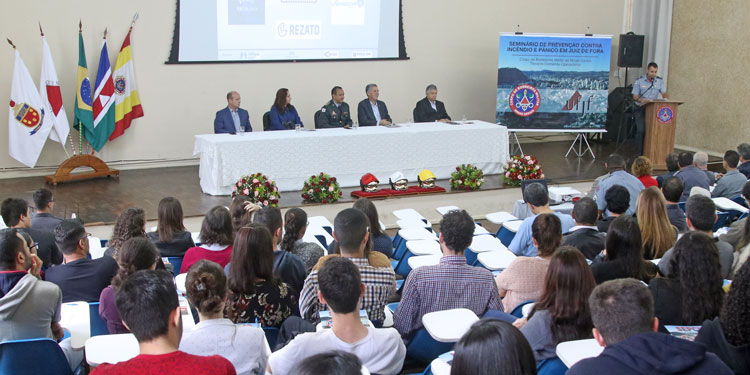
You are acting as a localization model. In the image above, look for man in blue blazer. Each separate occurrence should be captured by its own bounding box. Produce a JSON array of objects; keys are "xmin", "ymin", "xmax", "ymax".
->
[
  {"xmin": 214, "ymin": 91, "xmax": 252, "ymax": 134},
  {"xmin": 357, "ymin": 84, "xmax": 392, "ymax": 126}
]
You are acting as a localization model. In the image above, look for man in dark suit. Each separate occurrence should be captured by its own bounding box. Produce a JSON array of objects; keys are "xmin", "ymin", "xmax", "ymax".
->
[
  {"xmin": 357, "ymin": 84, "xmax": 392, "ymax": 126},
  {"xmin": 413, "ymin": 84, "xmax": 451, "ymax": 123},
  {"xmin": 563, "ymin": 197, "xmax": 605, "ymax": 260},
  {"xmin": 213, "ymin": 91, "xmax": 252, "ymax": 134}
]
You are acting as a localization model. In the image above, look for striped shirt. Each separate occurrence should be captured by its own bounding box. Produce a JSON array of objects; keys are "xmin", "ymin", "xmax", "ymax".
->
[
  {"xmin": 393, "ymin": 255, "xmax": 504, "ymax": 337},
  {"xmin": 299, "ymin": 257, "xmax": 396, "ymax": 323}
]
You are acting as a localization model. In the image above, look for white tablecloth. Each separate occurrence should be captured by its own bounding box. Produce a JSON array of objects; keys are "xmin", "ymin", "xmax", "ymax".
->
[{"xmin": 194, "ymin": 121, "xmax": 509, "ymax": 195}]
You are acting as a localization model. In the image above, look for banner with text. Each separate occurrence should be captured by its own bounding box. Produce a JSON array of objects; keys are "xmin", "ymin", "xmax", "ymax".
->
[{"xmin": 496, "ymin": 33, "xmax": 612, "ymax": 130}]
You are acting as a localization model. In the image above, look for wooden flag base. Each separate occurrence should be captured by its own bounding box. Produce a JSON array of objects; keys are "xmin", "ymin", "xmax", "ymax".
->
[{"xmin": 45, "ymin": 155, "xmax": 119, "ymax": 185}]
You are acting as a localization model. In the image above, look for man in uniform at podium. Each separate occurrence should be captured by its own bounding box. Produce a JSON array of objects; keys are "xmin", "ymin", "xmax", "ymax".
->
[{"xmin": 632, "ymin": 62, "xmax": 668, "ymax": 155}]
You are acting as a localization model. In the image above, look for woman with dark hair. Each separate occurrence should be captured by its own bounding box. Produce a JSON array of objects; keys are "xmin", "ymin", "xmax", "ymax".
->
[
  {"xmin": 105, "ymin": 207, "xmax": 146, "ymax": 260},
  {"xmin": 229, "ymin": 195, "xmax": 259, "ymax": 234},
  {"xmin": 353, "ymin": 198, "xmax": 393, "ymax": 258},
  {"xmin": 147, "ymin": 197, "xmax": 194, "ymax": 257},
  {"xmin": 451, "ymin": 319, "xmax": 538, "ymax": 375},
  {"xmin": 730, "ymin": 214, "xmax": 750, "ymax": 278},
  {"xmin": 99, "ymin": 237, "xmax": 158, "ymax": 334},
  {"xmin": 268, "ymin": 88, "xmax": 303, "ymax": 131},
  {"xmin": 291, "ymin": 351, "xmax": 363, "ymax": 375},
  {"xmin": 180, "ymin": 206, "xmax": 234, "ymax": 273},
  {"xmin": 225, "ymin": 223, "xmax": 295, "ymax": 327},
  {"xmin": 496, "ymin": 213, "xmax": 561, "ymax": 313},
  {"xmin": 636, "ymin": 187, "xmax": 677, "ymax": 259},
  {"xmin": 632, "ymin": 156, "xmax": 658, "ymax": 188},
  {"xmin": 590, "ymin": 215, "xmax": 657, "ymax": 284},
  {"xmin": 279, "ymin": 208, "xmax": 324, "ymax": 272},
  {"xmin": 519, "ymin": 247, "xmax": 595, "ymax": 362},
  {"xmin": 649, "ymin": 232, "xmax": 725, "ymax": 329},
  {"xmin": 695, "ymin": 260, "xmax": 750, "ymax": 373},
  {"xmin": 180, "ymin": 259, "xmax": 270, "ymax": 374}
]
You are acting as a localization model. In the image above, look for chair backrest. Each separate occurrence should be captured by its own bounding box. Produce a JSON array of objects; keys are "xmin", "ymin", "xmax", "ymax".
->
[
  {"xmin": 412, "ymin": 107, "xmax": 418, "ymax": 123},
  {"xmin": 263, "ymin": 326, "xmax": 280, "ymax": 351},
  {"xmin": 262, "ymin": 111, "xmax": 271, "ymax": 131},
  {"xmin": 537, "ymin": 357, "xmax": 568, "ymax": 375},
  {"xmin": 89, "ymin": 302, "xmax": 110, "ymax": 336},
  {"xmin": 714, "ymin": 212, "xmax": 730, "ymax": 232},
  {"xmin": 0, "ymin": 338, "xmax": 73, "ymax": 375},
  {"xmin": 405, "ymin": 328, "xmax": 455, "ymax": 364},
  {"xmin": 731, "ymin": 195, "xmax": 748, "ymax": 208},
  {"xmin": 510, "ymin": 300, "xmax": 537, "ymax": 318},
  {"xmin": 167, "ymin": 257, "xmax": 183, "ymax": 277},
  {"xmin": 314, "ymin": 110, "xmax": 323, "ymax": 129}
]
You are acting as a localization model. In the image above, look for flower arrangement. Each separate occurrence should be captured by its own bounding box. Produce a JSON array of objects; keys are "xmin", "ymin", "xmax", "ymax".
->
[
  {"xmin": 232, "ymin": 173, "xmax": 280, "ymax": 207},
  {"xmin": 450, "ymin": 164, "xmax": 485, "ymax": 191},
  {"xmin": 502, "ymin": 154, "xmax": 544, "ymax": 186},
  {"xmin": 302, "ymin": 172, "xmax": 343, "ymax": 204}
]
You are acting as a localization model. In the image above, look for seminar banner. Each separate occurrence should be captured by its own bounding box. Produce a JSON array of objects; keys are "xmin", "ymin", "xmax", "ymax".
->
[{"xmin": 496, "ymin": 33, "xmax": 612, "ymax": 130}]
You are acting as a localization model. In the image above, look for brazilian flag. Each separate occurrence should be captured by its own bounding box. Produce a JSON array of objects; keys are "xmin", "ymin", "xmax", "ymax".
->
[{"xmin": 73, "ymin": 32, "xmax": 95, "ymax": 146}]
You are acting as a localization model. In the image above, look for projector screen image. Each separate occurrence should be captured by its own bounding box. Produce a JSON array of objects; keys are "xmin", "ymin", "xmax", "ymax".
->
[{"xmin": 170, "ymin": 0, "xmax": 405, "ymax": 62}]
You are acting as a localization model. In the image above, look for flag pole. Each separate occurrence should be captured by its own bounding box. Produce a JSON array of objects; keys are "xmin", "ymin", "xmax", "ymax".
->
[
  {"xmin": 7, "ymin": 38, "xmax": 16, "ymax": 49},
  {"xmin": 78, "ymin": 21, "xmax": 84, "ymax": 156}
]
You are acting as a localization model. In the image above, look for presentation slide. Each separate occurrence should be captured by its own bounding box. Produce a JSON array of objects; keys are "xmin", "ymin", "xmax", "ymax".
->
[
  {"xmin": 176, "ymin": 0, "xmax": 401, "ymax": 62},
  {"xmin": 495, "ymin": 33, "xmax": 612, "ymax": 130}
]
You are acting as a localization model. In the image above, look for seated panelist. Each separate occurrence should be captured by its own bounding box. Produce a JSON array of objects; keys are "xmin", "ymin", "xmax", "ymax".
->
[
  {"xmin": 214, "ymin": 91, "xmax": 252, "ymax": 134},
  {"xmin": 316, "ymin": 86, "xmax": 353, "ymax": 129},
  {"xmin": 414, "ymin": 84, "xmax": 451, "ymax": 122},
  {"xmin": 269, "ymin": 88, "xmax": 303, "ymax": 131},
  {"xmin": 357, "ymin": 83, "xmax": 392, "ymax": 126}
]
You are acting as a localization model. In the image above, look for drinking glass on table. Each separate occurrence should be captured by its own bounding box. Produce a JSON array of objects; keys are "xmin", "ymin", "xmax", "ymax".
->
[
  {"xmin": 353, "ymin": 121, "xmax": 359, "ymax": 130},
  {"xmin": 295, "ymin": 123, "xmax": 301, "ymax": 132},
  {"xmin": 238, "ymin": 126, "xmax": 245, "ymax": 136}
]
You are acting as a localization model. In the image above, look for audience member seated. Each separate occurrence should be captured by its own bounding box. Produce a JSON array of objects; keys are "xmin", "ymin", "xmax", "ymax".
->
[
  {"xmin": 594, "ymin": 154, "xmax": 645, "ymax": 216},
  {"xmin": 729, "ymin": 211, "xmax": 750, "ymax": 278},
  {"xmin": 590, "ymin": 216, "xmax": 657, "ymax": 284},
  {"xmin": 636, "ymin": 187, "xmax": 677, "ymax": 260},
  {"xmin": 518, "ymin": 247, "xmax": 595, "ymax": 362},
  {"xmin": 147, "ymin": 197, "xmax": 194, "ymax": 257},
  {"xmin": 585, "ymin": 171, "xmax": 609, "ymax": 199},
  {"xmin": 1, "ymin": 197, "xmax": 62, "ymax": 267},
  {"xmin": 300, "ymin": 209, "xmax": 395, "ymax": 325},
  {"xmin": 649, "ymin": 232, "xmax": 724, "ymax": 330},
  {"xmin": 229, "ymin": 195, "xmax": 257, "ymax": 234},
  {"xmin": 181, "ymin": 259, "xmax": 270, "ymax": 374},
  {"xmin": 280, "ymin": 208, "xmax": 324, "ymax": 272},
  {"xmin": 508, "ymin": 183, "xmax": 574, "ymax": 257},
  {"xmin": 562, "ymin": 197, "xmax": 605, "ymax": 260},
  {"xmin": 738, "ymin": 143, "xmax": 750, "ymax": 178},
  {"xmin": 675, "ymin": 151, "xmax": 711, "ymax": 202},
  {"xmin": 497, "ymin": 213, "xmax": 560, "ymax": 313},
  {"xmin": 30, "ymin": 188, "xmax": 63, "ymax": 233},
  {"xmin": 450, "ymin": 319, "xmax": 537, "ymax": 375},
  {"xmin": 719, "ymin": 181, "xmax": 750, "ymax": 250},
  {"xmin": 91, "ymin": 270, "xmax": 236, "ymax": 375},
  {"xmin": 694, "ymin": 151, "xmax": 716, "ymax": 185},
  {"xmin": 268, "ymin": 88, "xmax": 303, "ymax": 131},
  {"xmin": 99, "ymin": 238, "xmax": 158, "ymax": 334},
  {"xmin": 662, "ymin": 176, "xmax": 688, "ymax": 233},
  {"xmin": 291, "ymin": 351, "xmax": 363, "ymax": 375},
  {"xmin": 659, "ymin": 195, "xmax": 734, "ymax": 278},
  {"xmin": 596, "ymin": 185, "xmax": 629, "ymax": 233},
  {"xmin": 104, "ymin": 207, "xmax": 147, "ymax": 260},
  {"xmin": 252, "ymin": 207, "xmax": 306, "ymax": 302},
  {"xmin": 268, "ymin": 257, "xmax": 405, "ymax": 374},
  {"xmin": 394, "ymin": 210, "xmax": 503, "ymax": 336},
  {"xmin": 656, "ymin": 152, "xmax": 680, "ymax": 187},
  {"xmin": 0, "ymin": 228, "xmax": 82, "ymax": 370},
  {"xmin": 225, "ymin": 224, "xmax": 296, "ymax": 327},
  {"xmin": 567, "ymin": 279, "xmax": 732, "ymax": 375},
  {"xmin": 712, "ymin": 150, "xmax": 748, "ymax": 198},
  {"xmin": 353, "ymin": 198, "xmax": 393, "ymax": 258},
  {"xmin": 181, "ymin": 206, "xmax": 234, "ymax": 273},
  {"xmin": 47, "ymin": 219, "xmax": 118, "ymax": 302},
  {"xmin": 631, "ymin": 156, "xmax": 658, "ymax": 188},
  {"xmin": 695, "ymin": 260, "xmax": 750, "ymax": 373}
]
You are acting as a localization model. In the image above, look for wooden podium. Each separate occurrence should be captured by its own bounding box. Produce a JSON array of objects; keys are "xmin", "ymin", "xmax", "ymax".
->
[{"xmin": 642, "ymin": 99, "xmax": 684, "ymax": 170}]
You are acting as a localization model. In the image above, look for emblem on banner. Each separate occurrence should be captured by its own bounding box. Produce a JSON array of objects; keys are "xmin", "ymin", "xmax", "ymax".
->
[
  {"xmin": 9, "ymin": 100, "xmax": 44, "ymax": 135},
  {"xmin": 657, "ymin": 106, "xmax": 673, "ymax": 124},
  {"xmin": 114, "ymin": 76, "xmax": 127, "ymax": 95},
  {"xmin": 509, "ymin": 84, "xmax": 541, "ymax": 117}
]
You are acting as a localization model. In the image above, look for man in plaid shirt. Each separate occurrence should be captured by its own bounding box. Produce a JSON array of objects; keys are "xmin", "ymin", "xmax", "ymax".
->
[
  {"xmin": 299, "ymin": 208, "xmax": 396, "ymax": 325},
  {"xmin": 394, "ymin": 210, "xmax": 504, "ymax": 338}
]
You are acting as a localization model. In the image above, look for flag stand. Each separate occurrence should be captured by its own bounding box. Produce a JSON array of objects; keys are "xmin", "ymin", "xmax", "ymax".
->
[{"xmin": 44, "ymin": 155, "xmax": 119, "ymax": 185}]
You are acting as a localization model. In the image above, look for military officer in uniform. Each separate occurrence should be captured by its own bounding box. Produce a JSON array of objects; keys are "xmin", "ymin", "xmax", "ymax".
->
[
  {"xmin": 632, "ymin": 62, "xmax": 668, "ymax": 154},
  {"xmin": 316, "ymin": 86, "xmax": 353, "ymax": 128}
]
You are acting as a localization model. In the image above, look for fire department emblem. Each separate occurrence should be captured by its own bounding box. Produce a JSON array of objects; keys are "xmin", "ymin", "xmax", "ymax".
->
[
  {"xmin": 509, "ymin": 84, "xmax": 541, "ymax": 117},
  {"xmin": 115, "ymin": 76, "xmax": 127, "ymax": 95},
  {"xmin": 657, "ymin": 106, "xmax": 673, "ymax": 124}
]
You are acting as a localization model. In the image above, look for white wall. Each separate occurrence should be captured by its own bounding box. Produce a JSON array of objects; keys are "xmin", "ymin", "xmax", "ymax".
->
[{"xmin": 0, "ymin": 0, "xmax": 625, "ymax": 176}]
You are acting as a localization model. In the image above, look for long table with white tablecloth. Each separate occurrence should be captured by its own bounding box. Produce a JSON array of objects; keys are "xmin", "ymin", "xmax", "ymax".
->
[{"xmin": 194, "ymin": 120, "xmax": 509, "ymax": 195}]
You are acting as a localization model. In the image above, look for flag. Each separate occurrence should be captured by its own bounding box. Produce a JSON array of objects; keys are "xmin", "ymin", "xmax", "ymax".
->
[
  {"xmin": 110, "ymin": 28, "xmax": 143, "ymax": 141},
  {"xmin": 90, "ymin": 38, "xmax": 116, "ymax": 151},
  {"xmin": 39, "ymin": 35, "xmax": 70, "ymax": 145},
  {"xmin": 8, "ymin": 50, "xmax": 54, "ymax": 167},
  {"xmin": 73, "ymin": 32, "xmax": 95, "ymax": 146}
]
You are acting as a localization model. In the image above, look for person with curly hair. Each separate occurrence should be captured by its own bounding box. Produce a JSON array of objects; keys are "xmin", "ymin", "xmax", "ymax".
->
[
  {"xmin": 98, "ymin": 238, "xmax": 158, "ymax": 334},
  {"xmin": 180, "ymin": 259, "xmax": 270, "ymax": 374},
  {"xmin": 632, "ymin": 156, "xmax": 658, "ymax": 188},
  {"xmin": 590, "ymin": 215, "xmax": 657, "ymax": 284},
  {"xmin": 147, "ymin": 197, "xmax": 194, "ymax": 257},
  {"xmin": 636, "ymin": 187, "xmax": 677, "ymax": 259},
  {"xmin": 180, "ymin": 206, "xmax": 234, "ymax": 274},
  {"xmin": 279, "ymin": 208, "xmax": 324, "ymax": 273},
  {"xmin": 105, "ymin": 208, "xmax": 146, "ymax": 260},
  {"xmin": 518, "ymin": 246, "xmax": 595, "ymax": 362},
  {"xmin": 695, "ymin": 260, "xmax": 750, "ymax": 373},
  {"xmin": 649, "ymin": 232, "xmax": 725, "ymax": 330}
]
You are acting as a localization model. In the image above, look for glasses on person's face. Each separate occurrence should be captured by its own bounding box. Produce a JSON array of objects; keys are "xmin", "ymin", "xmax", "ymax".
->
[{"xmin": 28, "ymin": 242, "xmax": 39, "ymax": 254}]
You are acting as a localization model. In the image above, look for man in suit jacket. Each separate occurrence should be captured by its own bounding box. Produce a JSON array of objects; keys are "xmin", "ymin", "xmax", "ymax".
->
[
  {"xmin": 413, "ymin": 84, "xmax": 451, "ymax": 123},
  {"xmin": 214, "ymin": 91, "xmax": 252, "ymax": 134},
  {"xmin": 563, "ymin": 197, "xmax": 605, "ymax": 260},
  {"xmin": 357, "ymin": 84, "xmax": 392, "ymax": 126}
]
